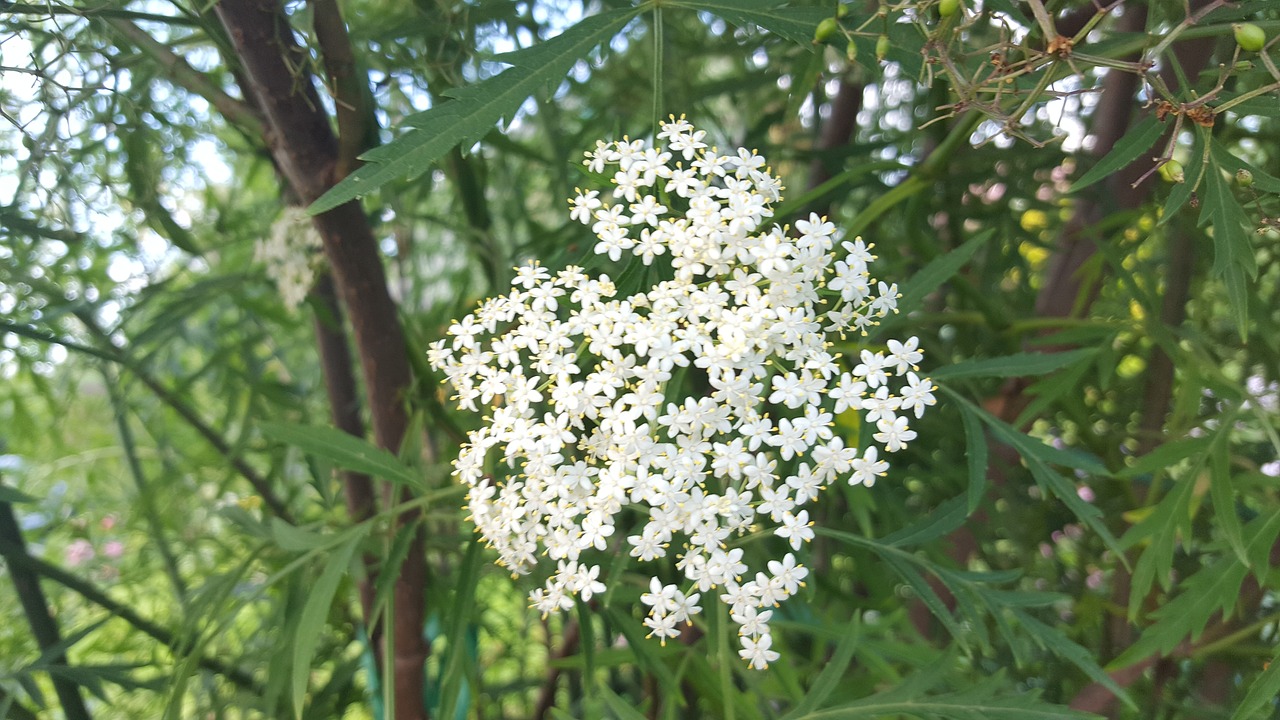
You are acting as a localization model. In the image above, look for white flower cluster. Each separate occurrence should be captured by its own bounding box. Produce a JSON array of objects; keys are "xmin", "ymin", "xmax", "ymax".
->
[
  {"xmin": 256, "ymin": 206, "xmax": 324, "ymax": 311},
  {"xmin": 428, "ymin": 117, "xmax": 935, "ymax": 670}
]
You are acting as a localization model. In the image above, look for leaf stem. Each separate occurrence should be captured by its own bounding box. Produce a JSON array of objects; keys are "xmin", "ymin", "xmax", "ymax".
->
[
  {"xmin": 717, "ymin": 602, "xmax": 736, "ymax": 720},
  {"xmin": 653, "ymin": 5, "xmax": 664, "ymax": 132}
]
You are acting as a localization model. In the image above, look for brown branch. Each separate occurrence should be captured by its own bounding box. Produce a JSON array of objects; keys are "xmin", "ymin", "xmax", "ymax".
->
[
  {"xmin": 212, "ymin": 2, "xmax": 426, "ymax": 718},
  {"xmin": 310, "ymin": 0, "xmax": 373, "ymax": 176},
  {"xmin": 0, "ymin": 533, "xmax": 262, "ymax": 692},
  {"xmin": 804, "ymin": 76, "xmax": 864, "ymax": 217},
  {"xmin": 1, "ymin": 3, "xmax": 200, "ymax": 26},
  {"xmin": 0, "ymin": 498, "xmax": 92, "ymax": 720},
  {"xmin": 533, "ymin": 618, "xmax": 581, "ymax": 720},
  {"xmin": 311, "ymin": 272, "xmax": 381, "ymax": 639}
]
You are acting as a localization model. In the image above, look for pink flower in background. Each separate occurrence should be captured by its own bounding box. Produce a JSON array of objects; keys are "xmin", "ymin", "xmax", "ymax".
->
[
  {"xmin": 1077, "ymin": 485, "xmax": 1096, "ymax": 503},
  {"xmin": 65, "ymin": 539, "xmax": 95, "ymax": 567},
  {"xmin": 100, "ymin": 515, "xmax": 118, "ymax": 531},
  {"xmin": 103, "ymin": 540, "xmax": 124, "ymax": 559}
]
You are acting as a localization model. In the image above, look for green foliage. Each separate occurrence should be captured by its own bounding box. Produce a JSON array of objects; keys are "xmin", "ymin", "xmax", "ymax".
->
[{"xmin": 2, "ymin": 0, "xmax": 1279, "ymax": 718}]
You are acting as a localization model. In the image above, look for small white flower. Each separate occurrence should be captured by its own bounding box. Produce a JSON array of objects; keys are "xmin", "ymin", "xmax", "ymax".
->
[{"xmin": 427, "ymin": 121, "xmax": 935, "ymax": 672}]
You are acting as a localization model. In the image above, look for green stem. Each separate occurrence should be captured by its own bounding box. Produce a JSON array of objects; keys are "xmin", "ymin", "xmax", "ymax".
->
[
  {"xmin": 653, "ymin": 5, "xmax": 664, "ymax": 132},
  {"xmin": 717, "ymin": 602, "xmax": 736, "ymax": 720},
  {"xmin": 102, "ymin": 365, "xmax": 188, "ymax": 600},
  {"xmin": 846, "ymin": 109, "xmax": 981, "ymax": 240}
]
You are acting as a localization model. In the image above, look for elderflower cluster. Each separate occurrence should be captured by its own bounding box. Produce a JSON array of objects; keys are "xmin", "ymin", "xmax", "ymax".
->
[
  {"xmin": 428, "ymin": 117, "xmax": 935, "ymax": 670},
  {"xmin": 256, "ymin": 206, "xmax": 324, "ymax": 311}
]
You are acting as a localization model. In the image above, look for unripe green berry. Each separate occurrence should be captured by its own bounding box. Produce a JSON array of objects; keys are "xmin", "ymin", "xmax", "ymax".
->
[
  {"xmin": 1233, "ymin": 23, "xmax": 1266, "ymax": 53},
  {"xmin": 939, "ymin": 0, "xmax": 961, "ymax": 18},
  {"xmin": 1158, "ymin": 159, "xmax": 1185, "ymax": 184},
  {"xmin": 846, "ymin": 39, "xmax": 858, "ymax": 62},
  {"xmin": 814, "ymin": 17, "xmax": 840, "ymax": 44},
  {"xmin": 1237, "ymin": 169, "xmax": 1254, "ymax": 187},
  {"xmin": 876, "ymin": 34, "xmax": 890, "ymax": 61}
]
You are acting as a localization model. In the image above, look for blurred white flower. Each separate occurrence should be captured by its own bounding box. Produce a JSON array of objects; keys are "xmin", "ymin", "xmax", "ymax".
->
[{"xmin": 255, "ymin": 206, "xmax": 324, "ymax": 311}]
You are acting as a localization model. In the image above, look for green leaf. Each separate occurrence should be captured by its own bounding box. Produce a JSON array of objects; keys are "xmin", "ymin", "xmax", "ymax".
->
[
  {"xmin": 1013, "ymin": 610, "xmax": 1134, "ymax": 709},
  {"xmin": 1230, "ymin": 643, "xmax": 1280, "ymax": 720},
  {"xmin": 436, "ymin": 538, "xmax": 484, "ymax": 720},
  {"xmin": 259, "ymin": 421, "xmax": 422, "ymax": 491},
  {"xmin": 1200, "ymin": 156, "xmax": 1257, "ymax": 340},
  {"xmin": 599, "ymin": 685, "xmax": 649, "ymax": 720},
  {"xmin": 1112, "ymin": 510, "xmax": 1280, "ymax": 669},
  {"xmin": 1210, "ymin": 435, "xmax": 1247, "ymax": 565},
  {"xmin": 960, "ymin": 406, "xmax": 989, "ymax": 513},
  {"xmin": 674, "ymin": 0, "xmax": 830, "ymax": 45},
  {"xmin": 310, "ymin": 8, "xmax": 640, "ymax": 213},
  {"xmin": 1159, "ymin": 129, "xmax": 1206, "ymax": 222},
  {"xmin": 0, "ymin": 484, "xmax": 37, "ymax": 504},
  {"xmin": 367, "ymin": 518, "xmax": 423, "ymax": 631},
  {"xmin": 889, "ymin": 230, "xmax": 992, "ymax": 322},
  {"xmin": 1210, "ymin": 142, "xmax": 1280, "ymax": 193},
  {"xmin": 787, "ymin": 673, "xmax": 1098, "ymax": 719},
  {"xmin": 271, "ymin": 520, "xmax": 333, "ymax": 552},
  {"xmin": 781, "ymin": 616, "xmax": 861, "ymax": 719},
  {"xmin": 882, "ymin": 495, "xmax": 970, "ymax": 548},
  {"xmin": 1069, "ymin": 116, "xmax": 1163, "ymax": 193},
  {"xmin": 931, "ymin": 349, "xmax": 1095, "ymax": 381},
  {"xmin": 291, "ymin": 531, "xmax": 363, "ymax": 719},
  {"xmin": 1116, "ymin": 436, "xmax": 1214, "ymax": 478},
  {"xmin": 945, "ymin": 389, "xmax": 1121, "ymax": 556}
]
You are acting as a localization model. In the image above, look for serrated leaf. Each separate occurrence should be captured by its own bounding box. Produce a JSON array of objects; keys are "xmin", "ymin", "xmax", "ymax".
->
[
  {"xmin": 1210, "ymin": 142, "xmax": 1280, "ymax": 193},
  {"xmin": 1230, "ymin": 643, "xmax": 1280, "ymax": 720},
  {"xmin": 944, "ymin": 389, "xmax": 1121, "ymax": 556},
  {"xmin": 1116, "ymin": 436, "xmax": 1214, "ymax": 478},
  {"xmin": 881, "ymin": 554, "xmax": 966, "ymax": 643},
  {"xmin": 960, "ymin": 406, "xmax": 989, "ymax": 513},
  {"xmin": 1112, "ymin": 510, "xmax": 1280, "ymax": 670},
  {"xmin": 781, "ymin": 616, "xmax": 861, "ymax": 719},
  {"xmin": 291, "ymin": 531, "xmax": 363, "ymax": 719},
  {"xmin": 1069, "ymin": 116, "xmax": 1163, "ymax": 193},
  {"xmin": 259, "ymin": 421, "xmax": 422, "ymax": 491},
  {"xmin": 1210, "ymin": 436, "xmax": 1247, "ymax": 564},
  {"xmin": 311, "ymin": 8, "xmax": 639, "ymax": 213},
  {"xmin": 1200, "ymin": 157, "xmax": 1257, "ymax": 339},
  {"xmin": 789, "ymin": 674, "xmax": 1098, "ymax": 719},
  {"xmin": 882, "ymin": 495, "xmax": 970, "ymax": 547},
  {"xmin": 676, "ymin": 0, "xmax": 830, "ymax": 44},
  {"xmin": 1013, "ymin": 610, "xmax": 1134, "ymax": 709},
  {"xmin": 932, "ymin": 349, "xmax": 1095, "ymax": 381},
  {"xmin": 887, "ymin": 230, "xmax": 992, "ymax": 324}
]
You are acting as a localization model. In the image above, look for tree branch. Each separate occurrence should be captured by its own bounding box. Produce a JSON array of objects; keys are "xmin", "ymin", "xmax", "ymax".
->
[
  {"xmin": 0, "ymin": 497, "xmax": 92, "ymax": 720},
  {"xmin": 0, "ymin": 532, "xmax": 262, "ymax": 692},
  {"xmin": 212, "ymin": 2, "xmax": 426, "ymax": 717},
  {"xmin": 102, "ymin": 17, "xmax": 266, "ymax": 140}
]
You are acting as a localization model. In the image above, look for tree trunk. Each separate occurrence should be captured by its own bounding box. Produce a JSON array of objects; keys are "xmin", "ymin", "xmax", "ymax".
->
[{"xmin": 212, "ymin": 1, "xmax": 428, "ymax": 717}]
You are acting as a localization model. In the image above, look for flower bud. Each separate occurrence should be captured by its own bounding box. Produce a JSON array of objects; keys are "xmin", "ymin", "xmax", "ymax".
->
[
  {"xmin": 1237, "ymin": 169, "xmax": 1254, "ymax": 187},
  {"xmin": 1233, "ymin": 23, "xmax": 1266, "ymax": 53},
  {"xmin": 1158, "ymin": 159, "xmax": 1185, "ymax": 184},
  {"xmin": 876, "ymin": 34, "xmax": 890, "ymax": 61},
  {"xmin": 846, "ymin": 39, "xmax": 858, "ymax": 62},
  {"xmin": 814, "ymin": 18, "xmax": 839, "ymax": 44}
]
